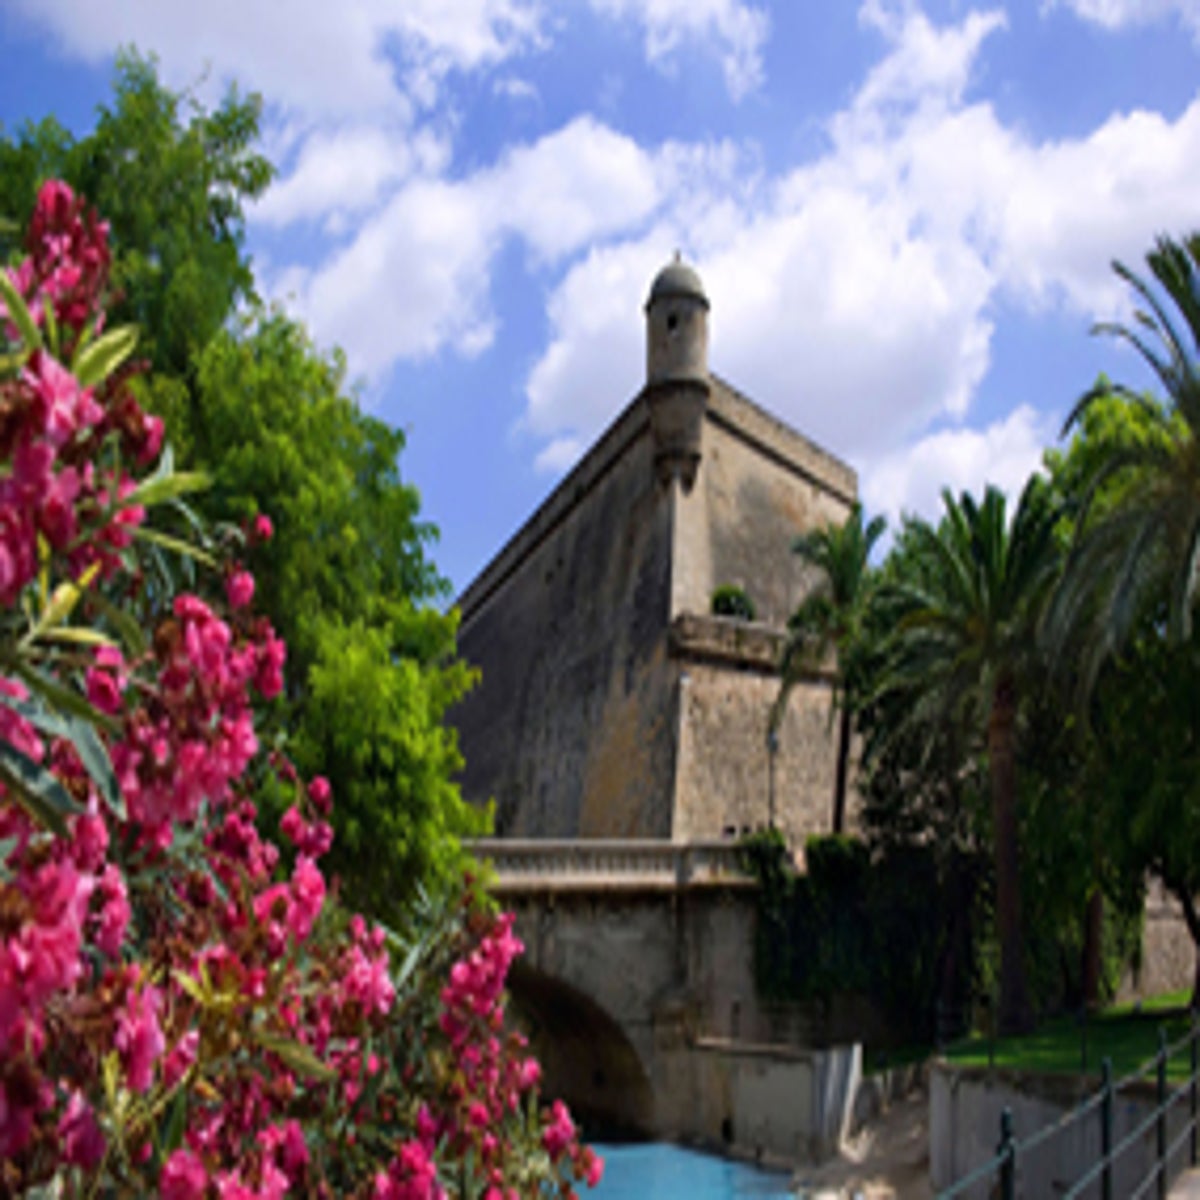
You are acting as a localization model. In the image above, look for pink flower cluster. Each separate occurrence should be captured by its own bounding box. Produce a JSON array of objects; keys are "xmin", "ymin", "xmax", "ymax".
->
[
  {"xmin": 6, "ymin": 179, "xmax": 110, "ymax": 335},
  {"xmin": 0, "ymin": 181, "xmax": 602, "ymax": 1199},
  {"xmin": 0, "ymin": 182, "xmax": 162, "ymax": 603},
  {"xmin": 102, "ymin": 593, "xmax": 285, "ymax": 845}
]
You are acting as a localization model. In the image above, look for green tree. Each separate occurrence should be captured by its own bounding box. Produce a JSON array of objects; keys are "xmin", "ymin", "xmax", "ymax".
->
[
  {"xmin": 166, "ymin": 310, "xmax": 486, "ymax": 917},
  {"xmin": 1051, "ymin": 235, "xmax": 1200, "ymax": 690},
  {"xmin": 1043, "ymin": 387, "xmax": 1179, "ymax": 1004},
  {"xmin": 1046, "ymin": 236, "xmax": 1200, "ymax": 999},
  {"xmin": 772, "ymin": 503, "xmax": 885, "ymax": 833},
  {"xmin": 874, "ymin": 480, "xmax": 1061, "ymax": 1034},
  {"xmin": 0, "ymin": 51, "xmax": 272, "ymax": 379},
  {"xmin": 3, "ymin": 57, "xmax": 484, "ymax": 917}
]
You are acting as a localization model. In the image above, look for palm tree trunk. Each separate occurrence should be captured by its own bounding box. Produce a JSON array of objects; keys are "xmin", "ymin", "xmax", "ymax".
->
[
  {"xmin": 989, "ymin": 676, "xmax": 1034, "ymax": 1034},
  {"xmin": 832, "ymin": 703, "xmax": 851, "ymax": 834},
  {"xmin": 1081, "ymin": 886, "xmax": 1104, "ymax": 1009}
]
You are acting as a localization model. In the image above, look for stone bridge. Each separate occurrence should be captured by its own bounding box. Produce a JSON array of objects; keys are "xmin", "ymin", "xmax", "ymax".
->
[{"xmin": 465, "ymin": 839, "xmax": 856, "ymax": 1159}]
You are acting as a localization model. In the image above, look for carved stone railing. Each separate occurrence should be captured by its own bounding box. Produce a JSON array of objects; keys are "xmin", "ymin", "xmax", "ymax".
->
[{"xmin": 461, "ymin": 838, "xmax": 756, "ymax": 896}]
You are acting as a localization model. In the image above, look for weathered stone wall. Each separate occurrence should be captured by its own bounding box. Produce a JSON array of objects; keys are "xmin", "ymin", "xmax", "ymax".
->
[
  {"xmin": 453, "ymin": 362, "xmax": 858, "ymax": 844},
  {"xmin": 1118, "ymin": 879, "xmax": 1196, "ymax": 1002},
  {"xmin": 930, "ymin": 1062, "xmax": 1193, "ymax": 1198},
  {"xmin": 503, "ymin": 882, "xmax": 860, "ymax": 1161},
  {"xmin": 672, "ymin": 377, "xmax": 856, "ymax": 628},
  {"xmin": 454, "ymin": 401, "xmax": 678, "ymax": 838},
  {"xmin": 667, "ymin": 613, "xmax": 850, "ymax": 843}
]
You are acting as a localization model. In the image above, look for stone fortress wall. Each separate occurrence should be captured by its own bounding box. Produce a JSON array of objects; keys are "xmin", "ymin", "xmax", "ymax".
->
[{"xmin": 452, "ymin": 258, "xmax": 857, "ymax": 847}]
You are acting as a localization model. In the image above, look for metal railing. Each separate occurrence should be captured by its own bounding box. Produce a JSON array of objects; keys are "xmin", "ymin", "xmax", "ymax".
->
[{"xmin": 938, "ymin": 1016, "xmax": 1200, "ymax": 1199}]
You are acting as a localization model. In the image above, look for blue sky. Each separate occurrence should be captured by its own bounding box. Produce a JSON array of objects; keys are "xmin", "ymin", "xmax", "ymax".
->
[{"xmin": 3, "ymin": 0, "xmax": 1199, "ymax": 594}]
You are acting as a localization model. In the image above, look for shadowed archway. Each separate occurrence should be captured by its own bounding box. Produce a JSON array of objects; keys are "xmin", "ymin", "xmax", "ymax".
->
[{"xmin": 507, "ymin": 959, "xmax": 654, "ymax": 1137}]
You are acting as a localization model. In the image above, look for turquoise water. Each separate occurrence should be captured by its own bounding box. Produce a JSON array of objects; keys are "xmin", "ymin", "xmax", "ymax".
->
[{"xmin": 592, "ymin": 1142, "xmax": 793, "ymax": 1198}]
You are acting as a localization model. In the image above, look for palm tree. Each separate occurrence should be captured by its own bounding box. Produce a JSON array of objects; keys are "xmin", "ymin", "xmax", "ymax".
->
[
  {"xmin": 1051, "ymin": 234, "xmax": 1200, "ymax": 690},
  {"xmin": 1048, "ymin": 234, "xmax": 1200, "ymax": 1004},
  {"xmin": 771, "ymin": 502, "xmax": 886, "ymax": 834},
  {"xmin": 876, "ymin": 480, "xmax": 1061, "ymax": 1035}
]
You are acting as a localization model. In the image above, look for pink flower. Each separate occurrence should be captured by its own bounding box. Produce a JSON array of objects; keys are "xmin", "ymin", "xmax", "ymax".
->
[
  {"xmin": 140, "ymin": 413, "xmax": 164, "ymax": 464},
  {"xmin": 307, "ymin": 775, "xmax": 332, "ymax": 815},
  {"xmin": 115, "ymin": 979, "xmax": 165, "ymax": 1092},
  {"xmin": 288, "ymin": 856, "xmax": 326, "ymax": 940},
  {"xmin": 582, "ymin": 1150, "xmax": 605, "ymax": 1187},
  {"xmin": 542, "ymin": 1100, "xmax": 576, "ymax": 1160},
  {"xmin": 518, "ymin": 1057, "xmax": 541, "ymax": 1090},
  {"xmin": 58, "ymin": 1090, "xmax": 105, "ymax": 1168},
  {"xmin": 253, "ymin": 513, "xmax": 273, "ymax": 540},
  {"xmin": 93, "ymin": 863, "xmax": 130, "ymax": 957},
  {"xmin": 162, "ymin": 1029, "xmax": 199, "ymax": 1090},
  {"xmin": 226, "ymin": 569, "xmax": 255, "ymax": 609},
  {"xmin": 161, "ymin": 1149, "xmax": 208, "ymax": 1200},
  {"xmin": 22, "ymin": 350, "xmax": 102, "ymax": 447},
  {"xmin": 39, "ymin": 466, "xmax": 80, "ymax": 548}
]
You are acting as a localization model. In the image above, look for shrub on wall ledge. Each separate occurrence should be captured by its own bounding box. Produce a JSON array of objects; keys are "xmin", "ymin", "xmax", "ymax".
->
[{"xmin": 711, "ymin": 584, "xmax": 756, "ymax": 621}]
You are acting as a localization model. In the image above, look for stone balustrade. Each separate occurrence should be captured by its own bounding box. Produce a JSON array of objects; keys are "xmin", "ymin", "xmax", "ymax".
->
[{"xmin": 462, "ymin": 838, "xmax": 756, "ymax": 895}]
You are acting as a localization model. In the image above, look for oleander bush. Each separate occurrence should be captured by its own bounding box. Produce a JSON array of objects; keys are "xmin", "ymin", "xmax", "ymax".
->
[{"xmin": 0, "ymin": 181, "xmax": 601, "ymax": 1199}]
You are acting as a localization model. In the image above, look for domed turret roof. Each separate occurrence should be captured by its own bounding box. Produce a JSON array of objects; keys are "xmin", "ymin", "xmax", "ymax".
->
[{"xmin": 647, "ymin": 256, "xmax": 708, "ymax": 308}]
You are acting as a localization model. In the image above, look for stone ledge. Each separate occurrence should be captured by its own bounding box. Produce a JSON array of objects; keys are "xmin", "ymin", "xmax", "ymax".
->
[
  {"xmin": 463, "ymin": 837, "xmax": 756, "ymax": 896},
  {"xmin": 669, "ymin": 613, "xmax": 835, "ymax": 679},
  {"xmin": 692, "ymin": 1035, "xmax": 815, "ymax": 1063}
]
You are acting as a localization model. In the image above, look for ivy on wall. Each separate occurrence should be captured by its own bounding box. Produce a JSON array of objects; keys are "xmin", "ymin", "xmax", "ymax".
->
[{"xmin": 739, "ymin": 829, "xmax": 958, "ymax": 1042}]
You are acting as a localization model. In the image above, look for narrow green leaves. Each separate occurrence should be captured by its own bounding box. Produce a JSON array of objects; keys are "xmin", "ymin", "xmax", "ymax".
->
[
  {"xmin": 252, "ymin": 1031, "xmax": 337, "ymax": 1082},
  {"xmin": 0, "ymin": 270, "xmax": 42, "ymax": 355},
  {"xmin": 0, "ymin": 738, "xmax": 82, "ymax": 836},
  {"xmin": 73, "ymin": 324, "xmax": 139, "ymax": 388},
  {"xmin": 0, "ymin": 684, "xmax": 125, "ymax": 820}
]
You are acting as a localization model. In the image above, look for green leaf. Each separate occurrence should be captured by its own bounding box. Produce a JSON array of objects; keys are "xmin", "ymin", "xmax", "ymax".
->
[
  {"xmin": 124, "ymin": 471, "xmax": 210, "ymax": 511},
  {"xmin": 21, "ymin": 567, "xmax": 99, "ymax": 647},
  {"xmin": 0, "ymin": 270, "xmax": 42, "ymax": 352},
  {"xmin": 38, "ymin": 626, "xmax": 117, "ymax": 648},
  {"xmin": 0, "ymin": 738, "xmax": 82, "ymax": 836},
  {"xmin": 5, "ymin": 658, "xmax": 121, "ymax": 734},
  {"xmin": 159, "ymin": 1088, "xmax": 189, "ymax": 1156},
  {"xmin": 172, "ymin": 970, "xmax": 208, "ymax": 1006},
  {"xmin": 84, "ymin": 590, "xmax": 148, "ymax": 657},
  {"xmin": 72, "ymin": 324, "xmax": 138, "ymax": 388},
  {"xmin": 131, "ymin": 525, "xmax": 217, "ymax": 568},
  {"xmin": 41, "ymin": 298, "xmax": 60, "ymax": 359},
  {"xmin": 0, "ymin": 689, "xmax": 124, "ymax": 820},
  {"xmin": 253, "ymin": 1031, "xmax": 337, "ymax": 1082}
]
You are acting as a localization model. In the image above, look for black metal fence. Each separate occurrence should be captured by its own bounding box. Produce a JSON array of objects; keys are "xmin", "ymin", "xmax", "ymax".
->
[{"xmin": 938, "ymin": 1018, "xmax": 1200, "ymax": 1199}]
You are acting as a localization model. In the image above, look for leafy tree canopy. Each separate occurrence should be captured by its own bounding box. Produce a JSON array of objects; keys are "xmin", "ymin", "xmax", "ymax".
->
[
  {"xmin": 0, "ymin": 49, "xmax": 272, "ymax": 379},
  {"xmin": 1, "ymin": 53, "xmax": 485, "ymax": 919}
]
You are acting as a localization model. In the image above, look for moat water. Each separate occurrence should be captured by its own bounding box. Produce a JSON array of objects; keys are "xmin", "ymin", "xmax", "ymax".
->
[{"xmin": 592, "ymin": 1142, "xmax": 793, "ymax": 1198}]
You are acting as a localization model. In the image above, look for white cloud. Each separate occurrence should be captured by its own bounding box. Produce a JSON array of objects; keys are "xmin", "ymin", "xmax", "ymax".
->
[
  {"xmin": 253, "ymin": 126, "xmax": 449, "ymax": 228},
  {"xmin": 487, "ymin": 117, "xmax": 661, "ymax": 261},
  {"xmin": 518, "ymin": 0, "xmax": 1200, "ymax": 479},
  {"xmin": 9, "ymin": 0, "xmax": 547, "ymax": 118},
  {"xmin": 534, "ymin": 436, "xmax": 587, "ymax": 473},
  {"xmin": 587, "ymin": 0, "xmax": 769, "ymax": 99},
  {"xmin": 1048, "ymin": 0, "xmax": 1200, "ymax": 43},
  {"xmin": 494, "ymin": 76, "xmax": 540, "ymax": 102},
  {"xmin": 283, "ymin": 117, "xmax": 664, "ymax": 375},
  {"xmin": 862, "ymin": 406, "xmax": 1055, "ymax": 529},
  {"xmin": 852, "ymin": 3, "xmax": 1007, "ymax": 121},
  {"xmin": 296, "ymin": 178, "xmax": 498, "ymax": 371}
]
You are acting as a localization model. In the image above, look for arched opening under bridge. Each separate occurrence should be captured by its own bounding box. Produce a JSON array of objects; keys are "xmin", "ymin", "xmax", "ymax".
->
[{"xmin": 507, "ymin": 959, "xmax": 654, "ymax": 1138}]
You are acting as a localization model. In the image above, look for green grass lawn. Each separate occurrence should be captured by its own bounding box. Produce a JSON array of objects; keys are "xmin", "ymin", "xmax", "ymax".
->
[{"xmin": 944, "ymin": 991, "xmax": 1199, "ymax": 1083}]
